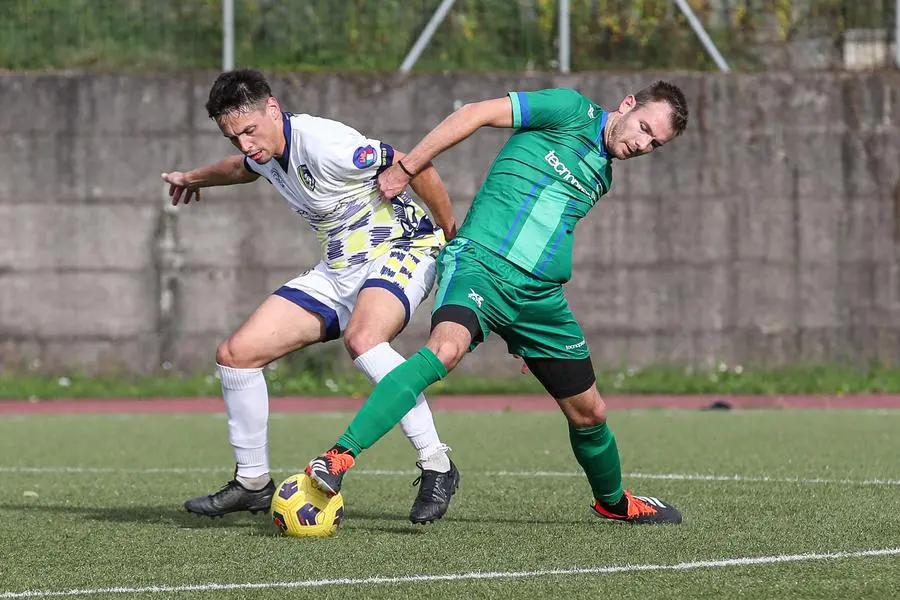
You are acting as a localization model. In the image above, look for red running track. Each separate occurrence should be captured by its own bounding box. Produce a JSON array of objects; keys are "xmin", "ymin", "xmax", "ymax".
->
[{"xmin": 1, "ymin": 395, "xmax": 900, "ymax": 414}]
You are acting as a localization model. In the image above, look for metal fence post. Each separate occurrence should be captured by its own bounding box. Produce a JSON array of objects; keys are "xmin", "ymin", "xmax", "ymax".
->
[
  {"xmin": 559, "ymin": 0, "xmax": 571, "ymax": 73},
  {"xmin": 399, "ymin": 0, "xmax": 457, "ymax": 73},
  {"xmin": 670, "ymin": 0, "xmax": 730, "ymax": 73},
  {"xmin": 223, "ymin": 0, "xmax": 234, "ymax": 71},
  {"xmin": 896, "ymin": 0, "xmax": 900, "ymax": 67}
]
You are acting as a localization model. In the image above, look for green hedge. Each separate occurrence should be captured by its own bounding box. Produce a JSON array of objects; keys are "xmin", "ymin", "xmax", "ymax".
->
[
  {"xmin": 2, "ymin": 0, "xmax": 888, "ymax": 72},
  {"xmin": 4, "ymin": 362, "xmax": 900, "ymax": 399}
]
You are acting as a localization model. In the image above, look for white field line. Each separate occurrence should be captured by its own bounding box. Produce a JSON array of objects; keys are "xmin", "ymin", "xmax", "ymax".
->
[
  {"xmin": 1, "ymin": 466, "xmax": 899, "ymax": 486},
  {"xmin": 1, "ymin": 547, "xmax": 898, "ymax": 598}
]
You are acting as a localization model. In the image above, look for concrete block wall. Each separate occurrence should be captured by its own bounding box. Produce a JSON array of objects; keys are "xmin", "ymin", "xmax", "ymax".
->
[{"xmin": 1, "ymin": 71, "xmax": 899, "ymax": 374}]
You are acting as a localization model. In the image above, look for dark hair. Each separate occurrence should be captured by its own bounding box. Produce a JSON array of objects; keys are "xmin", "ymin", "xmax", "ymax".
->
[
  {"xmin": 205, "ymin": 69, "xmax": 272, "ymax": 120},
  {"xmin": 633, "ymin": 81, "xmax": 688, "ymax": 136}
]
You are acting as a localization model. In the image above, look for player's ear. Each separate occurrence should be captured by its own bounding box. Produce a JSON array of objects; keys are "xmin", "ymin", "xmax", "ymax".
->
[
  {"xmin": 618, "ymin": 94, "xmax": 636, "ymax": 114},
  {"xmin": 266, "ymin": 96, "xmax": 280, "ymax": 119}
]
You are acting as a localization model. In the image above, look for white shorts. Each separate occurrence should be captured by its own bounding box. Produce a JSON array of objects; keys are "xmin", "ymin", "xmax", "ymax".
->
[{"xmin": 273, "ymin": 246, "xmax": 437, "ymax": 341}]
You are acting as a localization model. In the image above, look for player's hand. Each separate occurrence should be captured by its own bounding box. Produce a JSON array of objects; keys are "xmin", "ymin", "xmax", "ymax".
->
[
  {"xmin": 512, "ymin": 354, "xmax": 530, "ymax": 375},
  {"xmin": 161, "ymin": 171, "xmax": 201, "ymax": 205},
  {"xmin": 377, "ymin": 164, "xmax": 410, "ymax": 201}
]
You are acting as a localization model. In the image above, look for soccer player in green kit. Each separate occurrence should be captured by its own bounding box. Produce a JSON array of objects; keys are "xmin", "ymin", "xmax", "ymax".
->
[{"xmin": 307, "ymin": 81, "xmax": 689, "ymax": 524}]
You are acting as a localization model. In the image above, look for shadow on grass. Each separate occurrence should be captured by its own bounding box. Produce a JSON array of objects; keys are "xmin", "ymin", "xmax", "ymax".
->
[
  {"xmin": 347, "ymin": 509, "xmax": 587, "ymax": 526},
  {"xmin": 3, "ymin": 503, "xmax": 586, "ymax": 537},
  {"xmin": 4, "ymin": 503, "xmax": 432, "ymax": 535},
  {"xmin": 1, "ymin": 503, "xmax": 276, "ymax": 534},
  {"xmin": 353, "ymin": 524, "xmax": 429, "ymax": 535}
]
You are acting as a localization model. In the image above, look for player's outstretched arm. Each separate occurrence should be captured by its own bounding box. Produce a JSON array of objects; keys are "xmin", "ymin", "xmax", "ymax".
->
[
  {"xmin": 377, "ymin": 97, "xmax": 512, "ymax": 201},
  {"xmin": 161, "ymin": 155, "xmax": 259, "ymax": 206},
  {"xmin": 395, "ymin": 151, "xmax": 457, "ymax": 241}
]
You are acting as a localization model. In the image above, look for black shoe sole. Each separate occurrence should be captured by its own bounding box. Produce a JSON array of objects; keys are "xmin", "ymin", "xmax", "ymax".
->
[
  {"xmin": 185, "ymin": 507, "xmax": 270, "ymax": 518},
  {"xmin": 184, "ymin": 505, "xmax": 271, "ymax": 517},
  {"xmin": 589, "ymin": 505, "xmax": 683, "ymax": 525},
  {"xmin": 307, "ymin": 471, "xmax": 341, "ymax": 497}
]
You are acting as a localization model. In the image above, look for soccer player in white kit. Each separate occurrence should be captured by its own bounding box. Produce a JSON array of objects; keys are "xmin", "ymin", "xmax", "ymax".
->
[{"xmin": 162, "ymin": 69, "xmax": 459, "ymax": 524}]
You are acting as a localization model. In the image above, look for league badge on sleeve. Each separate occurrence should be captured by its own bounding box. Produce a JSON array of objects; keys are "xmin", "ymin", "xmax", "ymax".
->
[
  {"xmin": 352, "ymin": 145, "xmax": 377, "ymax": 169},
  {"xmin": 298, "ymin": 164, "xmax": 316, "ymax": 191}
]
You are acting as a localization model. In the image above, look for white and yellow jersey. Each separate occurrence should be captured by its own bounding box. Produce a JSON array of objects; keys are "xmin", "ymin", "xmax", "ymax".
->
[{"xmin": 243, "ymin": 112, "xmax": 444, "ymax": 269}]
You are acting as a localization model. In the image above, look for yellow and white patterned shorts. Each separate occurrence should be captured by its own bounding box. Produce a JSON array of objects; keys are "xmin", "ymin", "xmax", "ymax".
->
[{"xmin": 274, "ymin": 244, "xmax": 437, "ymax": 340}]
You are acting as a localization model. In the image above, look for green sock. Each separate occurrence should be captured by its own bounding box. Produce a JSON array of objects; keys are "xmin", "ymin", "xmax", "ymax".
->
[
  {"xmin": 337, "ymin": 348, "xmax": 447, "ymax": 455},
  {"xmin": 568, "ymin": 422, "xmax": 625, "ymax": 505}
]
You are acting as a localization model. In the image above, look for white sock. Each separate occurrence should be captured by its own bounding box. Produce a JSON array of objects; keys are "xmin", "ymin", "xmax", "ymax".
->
[
  {"xmin": 354, "ymin": 342, "xmax": 450, "ymax": 469},
  {"xmin": 418, "ymin": 445, "xmax": 452, "ymax": 472},
  {"xmin": 218, "ymin": 363, "xmax": 270, "ymax": 483}
]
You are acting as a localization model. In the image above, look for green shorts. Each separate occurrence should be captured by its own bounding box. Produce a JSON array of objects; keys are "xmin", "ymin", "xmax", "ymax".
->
[{"xmin": 432, "ymin": 238, "xmax": 590, "ymax": 360}]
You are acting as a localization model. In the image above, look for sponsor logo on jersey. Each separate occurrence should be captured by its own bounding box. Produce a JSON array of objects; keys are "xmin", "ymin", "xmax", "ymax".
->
[
  {"xmin": 297, "ymin": 164, "xmax": 316, "ymax": 191},
  {"xmin": 588, "ymin": 105, "xmax": 595, "ymax": 119},
  {"xmin": 565, "ymin": 339, "xmax": 586, "ymax": 350},
  {"xmin": 544, "ymin": 149, "xmax": 604, "ymax": 203},
  {"xmin": 353, "ymin": 145, "xmax": 377, "ymax": 169}
]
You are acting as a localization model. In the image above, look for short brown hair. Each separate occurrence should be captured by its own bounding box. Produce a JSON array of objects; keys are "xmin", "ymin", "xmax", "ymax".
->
[
  {"xmin": 206, "ymin": 69, "xmax": 272, "ymax": 120},
  {"xmin": 634, "ymin": 81, "xmax": 688, "ymax": 136}
]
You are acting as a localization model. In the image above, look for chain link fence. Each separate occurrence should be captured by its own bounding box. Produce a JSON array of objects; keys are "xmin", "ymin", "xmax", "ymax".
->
[{"xmin": 0, "ymin": 0, "xmax": 896, "ymax": 72}]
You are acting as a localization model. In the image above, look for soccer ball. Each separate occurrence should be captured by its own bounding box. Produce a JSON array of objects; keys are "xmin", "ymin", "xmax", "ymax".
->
[{"xmin": 271, "ymin": 473, "xmax": 344, "ymax": 538}]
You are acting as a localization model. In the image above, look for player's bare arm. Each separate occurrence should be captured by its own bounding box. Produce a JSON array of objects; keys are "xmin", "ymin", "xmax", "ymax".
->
[
  {"xmin": 161, "ymin": 155, "xmax": 259, "ymax": 206},
  {"xmin": 377, "ymin": 97, "xmax": 512, "ymax": 201},
  {"xmin": 394, "ymin": 151, "xmax": 457, "ymax": 241}
]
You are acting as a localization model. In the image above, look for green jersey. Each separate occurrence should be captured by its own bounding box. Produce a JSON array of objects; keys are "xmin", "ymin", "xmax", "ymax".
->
[{"xmin": 456, "ymin": 88, "xmax": 613, "ymax": 283}]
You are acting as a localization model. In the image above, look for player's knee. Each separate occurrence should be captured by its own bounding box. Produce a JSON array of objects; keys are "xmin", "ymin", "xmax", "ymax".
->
[
  {"xmin": 565, "ymin": 391, "xmax": 608, "ymax": 428},
  {"xmin": 215, "ymin": 338, "xmax": 234, "ymax": 367},
  {"xmin": 427, "ymin": 339, "xmax": 466, "ymax": 372},
  {"xmin": 583, "ymin": 402, "xmax": 608, "ymax": 428},
  {"xmin": 342, "ymin": 326, "xmax": 386, "ymax": 360},
  {"xmin": 568, "ymin": 406, "xmax": 607, "ymax": 429},
  {"xmin": 215, "ymin": 337, "xmax": 260, "ymax": 369}
]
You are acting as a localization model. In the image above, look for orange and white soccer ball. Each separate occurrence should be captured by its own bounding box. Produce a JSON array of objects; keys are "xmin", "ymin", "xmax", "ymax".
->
[{"xmin": 271, "ymin": 473, "xmax": 344, "ymax": 538}]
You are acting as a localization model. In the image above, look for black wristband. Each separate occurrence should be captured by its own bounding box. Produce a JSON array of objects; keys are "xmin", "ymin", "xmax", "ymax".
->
[{"xmin": 397, "ymin": 160, "xmax": 415, "ymax": 178}]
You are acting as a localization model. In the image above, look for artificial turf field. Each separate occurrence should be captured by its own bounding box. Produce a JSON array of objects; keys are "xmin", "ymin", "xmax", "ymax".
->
[{"xmin": 1, "ymin": 408, "xmax": 898, "ymax": 599}]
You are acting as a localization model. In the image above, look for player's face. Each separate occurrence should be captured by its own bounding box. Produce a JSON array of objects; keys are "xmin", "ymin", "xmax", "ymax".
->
[
  {"xmin": 606, "ymin": 97, "xmax": 677, "ymax": 160},
  {"xmin": 217, "ymin": 98, "xmax": 283, "ymax": 164}
]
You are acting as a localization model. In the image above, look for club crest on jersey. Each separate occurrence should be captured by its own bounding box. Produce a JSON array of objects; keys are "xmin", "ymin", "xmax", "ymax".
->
[
  {"xmin": 297, "ymin": 164, "xmax": 316, "ymax": 191},
  {"xmin": 353, "ymin": 145, "xmax": 377, "ymax": 169}
]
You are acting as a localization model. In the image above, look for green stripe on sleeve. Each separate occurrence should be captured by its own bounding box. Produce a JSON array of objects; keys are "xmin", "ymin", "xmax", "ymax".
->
[{"xmin": 508, "ymin": 92, "xmax": 522, "ymax": 128}]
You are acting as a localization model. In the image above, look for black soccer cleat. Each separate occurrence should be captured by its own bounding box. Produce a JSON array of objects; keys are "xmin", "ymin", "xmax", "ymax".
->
[
  {"xmin": 305, "ymin": 449, "xmax": 356, "ymax": 497},
  {"xmin": 591, "ymin": 490, "xmax": 682, "ymax": 525},
  {"xmin": 409, "ymin": 459, "xmax": 460, "ymax": 524},
  {"xmin": 183, "ymin": 478, "xmax": 275, "ymax": 517}
]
